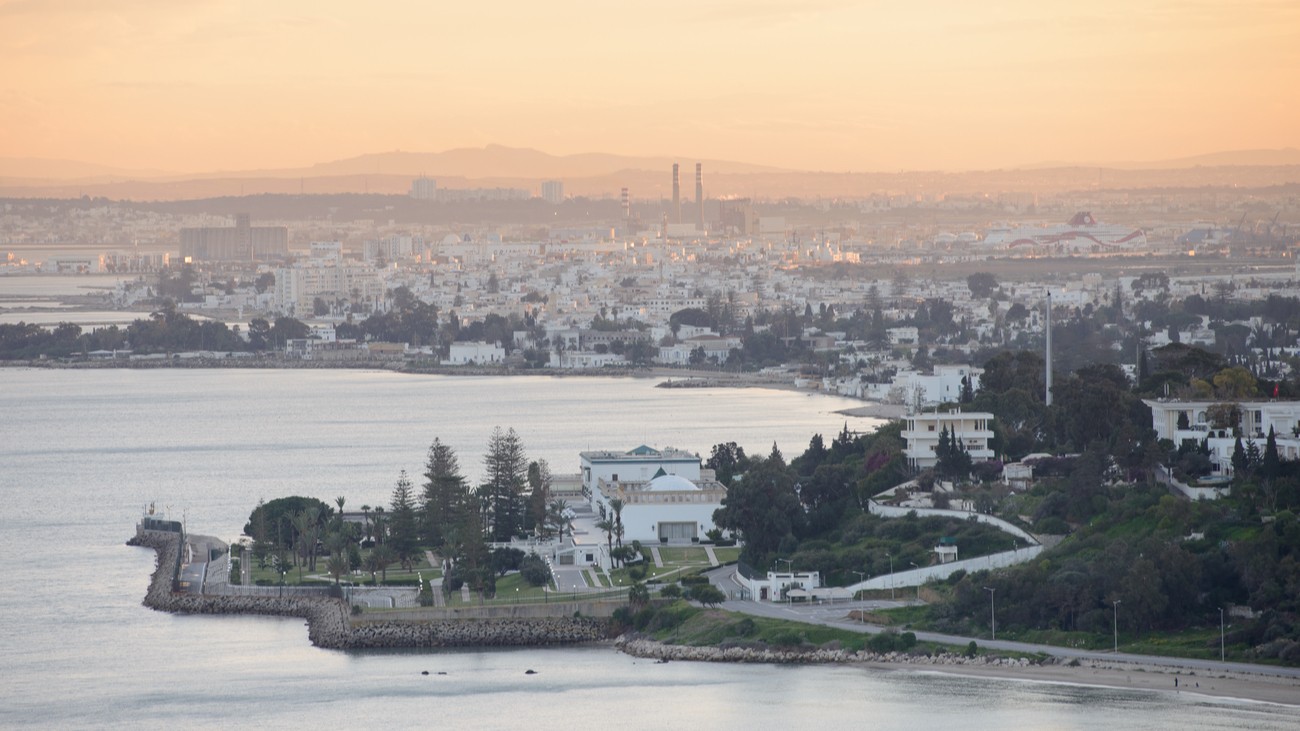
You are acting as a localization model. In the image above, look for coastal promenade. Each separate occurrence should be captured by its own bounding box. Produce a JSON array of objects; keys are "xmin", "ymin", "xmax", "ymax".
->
[{"xmin": 707, "ymin": 565, "xmax": 1300, "ymax": 682}]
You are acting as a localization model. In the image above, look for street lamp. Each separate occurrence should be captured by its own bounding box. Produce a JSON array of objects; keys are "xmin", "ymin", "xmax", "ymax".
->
[
  {"xmin": 852, "ymin": 570, "xmax": 867, "ymax": 624},
  {"xmin": 983, "ymin": 587, "xmax": 996, "ymax": 640},
  {"xmin": 1112, "ymin": 599, "xmax": 1122, "ymax": 653},
  {"xmin": 886, "ymin": 551, "xmax": 895, "ymax": 601},
  {"xmin": 1219, "ymin": 607, "xmax": 1225, "ymax": 662},
  {"xmin": 775, "ymin": 558, "xmax": 793, "ymax": 604}
]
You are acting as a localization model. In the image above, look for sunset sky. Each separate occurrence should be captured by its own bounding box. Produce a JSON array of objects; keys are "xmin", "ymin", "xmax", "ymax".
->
[{"xmin": 2, "ymin": 0, "xmax": 1298, "ymax": 174}]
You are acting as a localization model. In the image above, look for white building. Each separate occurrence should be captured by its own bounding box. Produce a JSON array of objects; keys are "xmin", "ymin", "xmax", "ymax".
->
[
  {"xmin": 902, "ymin": 411, "xmax": 996, "ymax": 470},
  {"xmin": 446, "ymin": 341, "xmax": 506, "ymax": 365},
  {"xmin": 541, "ymin": 180, "xmax": 564, "ymax": 204},
  {"xmin": 1144, "ymin": 399, "xmax": 1300, "ymax": 474},
  {"xmin": 581, "ymin": 446, "xmax": 726, "ymax": 543}
]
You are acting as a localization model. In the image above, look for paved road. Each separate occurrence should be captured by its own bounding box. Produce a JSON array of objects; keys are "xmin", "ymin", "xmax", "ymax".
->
[{"xmin": 704, "ymin": 567, "xmax": 1300, "ymax": 680}]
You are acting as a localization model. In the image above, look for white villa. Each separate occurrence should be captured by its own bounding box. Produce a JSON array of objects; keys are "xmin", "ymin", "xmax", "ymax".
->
[
  {"xmin": 1144, "ymin": 399, "xmax": 1300, "ymax": 475},
  {"xmin": 581, "ymin": 445, "xmax": 728, "ymax": 543},
  {"xmin": 902, "ymin": 410, "xmax": 996, "ymax": 470}
]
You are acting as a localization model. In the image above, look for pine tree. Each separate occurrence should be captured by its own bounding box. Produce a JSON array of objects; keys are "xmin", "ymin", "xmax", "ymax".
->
[
  {"xmin": 421, "ymin": 438, "xmax": 468, "ymax": 548},
  {"xmin": 389, "ymin": 470, "xmax": 420, "ymax": 569},
  {"xmin": 480, "ymin": 427, "xmax": 528, "ymax": 542}
]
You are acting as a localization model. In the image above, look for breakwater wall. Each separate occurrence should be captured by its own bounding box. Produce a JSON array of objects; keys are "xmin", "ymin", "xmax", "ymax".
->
[
  {"xmin": 615, "ymin": 636, "xmax": 1038, "ymax": 668},
  {"xmin": 128, "ymin": 531, "xmax": 609, "ymax": 649}
]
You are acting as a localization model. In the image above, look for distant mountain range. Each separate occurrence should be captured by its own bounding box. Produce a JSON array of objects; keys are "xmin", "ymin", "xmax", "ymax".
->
[
  {"xmin": 1016, "ymin": 148, "xmax": 1300, "ymax": 171},
  {"xmin": 2, "ymin": 145, "xmax": 1299, "ymax": 200}
]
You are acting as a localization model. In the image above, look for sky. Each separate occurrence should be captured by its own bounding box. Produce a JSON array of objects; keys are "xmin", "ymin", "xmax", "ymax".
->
[{"xmin": 2, "ymin": 0, "xmax": 1298, "ymax": 174}]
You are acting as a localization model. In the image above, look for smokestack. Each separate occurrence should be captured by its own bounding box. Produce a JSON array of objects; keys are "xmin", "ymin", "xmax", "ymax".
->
[
  {"xmin": 1045, "ymin": 291, "xmax": 1053, "ymax": 406},
  {"xmin": 672, "ymin": 164, "xmax": 681, "ymax": 224},
  {"xmin": 695, "ymin": 163, "xmax": 704, "ymax": 230}
]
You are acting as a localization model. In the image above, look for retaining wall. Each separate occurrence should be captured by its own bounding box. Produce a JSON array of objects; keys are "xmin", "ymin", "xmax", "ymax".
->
[{"xmin": 128, "ymin": 531, "xmax": 610, "ymax": 649}]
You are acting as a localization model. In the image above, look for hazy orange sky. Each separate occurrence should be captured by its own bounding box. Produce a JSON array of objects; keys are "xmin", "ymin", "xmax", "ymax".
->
[{"xmin": 2, "ymin": 0, "xmax": 1298, "ymax": 174}]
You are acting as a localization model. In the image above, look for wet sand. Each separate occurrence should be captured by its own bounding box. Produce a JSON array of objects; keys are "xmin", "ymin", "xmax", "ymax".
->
[{"xmin": 872, "ymin": 659, "xmax": 1300, "ymax": 707}]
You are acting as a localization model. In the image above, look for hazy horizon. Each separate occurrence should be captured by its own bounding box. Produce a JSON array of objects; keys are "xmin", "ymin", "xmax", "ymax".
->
[{"xmin": 2, "ymin": 1, "xmax": 1298, "ymax": 174}]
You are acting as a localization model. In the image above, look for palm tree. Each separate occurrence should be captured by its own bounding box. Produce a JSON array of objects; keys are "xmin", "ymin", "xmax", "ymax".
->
[
  {"xmin": 596, "ymin": 515, "xmax": 614, "ymax": 565},
  {"xmin": 326, "ymin": 555, "xmax": 348, "ymax": 586},
  {"xmin": 359, "ymin": 505, "xmax": 372, "ymax": 545},
  {"xmin": 609, "ymin": 498, "xmax": 625, "ymax": 550}
]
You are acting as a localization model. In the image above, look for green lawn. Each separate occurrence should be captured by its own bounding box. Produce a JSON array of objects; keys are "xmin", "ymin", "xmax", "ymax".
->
[
  {"xmin": 712, "ymin": 547, "xmax": 741, "ymax": 564},
  {"xmin": 659, "ymin": 547, "xmax": 711, "ymax": 564}
]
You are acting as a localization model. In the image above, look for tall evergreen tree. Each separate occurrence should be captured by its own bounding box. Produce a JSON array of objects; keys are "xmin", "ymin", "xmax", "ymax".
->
[
  {"xmin": 389, "ymin": 470, "xmax": 420, "ymax": 569},
  {"xmin": 480, "ymin": 427, "xmax": 528, "ymax": 541},
  {"xmin": 1262, "ymin": 426, "xmax": 1281, "ymax": 479},
  {"xmin": 1231, "ymin": 436, "xmax": 1247, "ymax": 476},
  {"xmin": 421, "ymin": 438, "xmax": 468, "ymax": 548}
]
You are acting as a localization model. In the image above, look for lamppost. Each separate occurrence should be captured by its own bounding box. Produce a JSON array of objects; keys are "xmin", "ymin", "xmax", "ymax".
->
[
  {"xmin": 886, "ymin": 551, "xmax": 894, "ymax": 601},
  {"xmin": 1112, "ymin": 599, "xmax": 1122, "ymax": 653},
  {"xmin": 984, "ymin": 586, "xmax": 996, "ymax": 640},
  {"xmin": 852, "ymin": 570, "xmax": 867, "ymax": 624},
  {"xmin": 776, "ymin": 558, "xmax": 793, "ymax": 604},
  {"xmin": 1219, "ymin": 607, "xmax": 1225, "ymax": 662}
]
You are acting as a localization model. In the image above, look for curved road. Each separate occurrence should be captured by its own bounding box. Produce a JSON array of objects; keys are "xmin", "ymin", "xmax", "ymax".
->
[{"xmin": 705, "ymin": 567, "xmax": 1300, "ymax": 680}]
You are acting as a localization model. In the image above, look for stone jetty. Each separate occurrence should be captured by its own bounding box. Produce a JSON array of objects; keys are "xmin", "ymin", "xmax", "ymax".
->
[{"xmin": 128, "ymin": 530, "xmax": 608, "ymax": 649}]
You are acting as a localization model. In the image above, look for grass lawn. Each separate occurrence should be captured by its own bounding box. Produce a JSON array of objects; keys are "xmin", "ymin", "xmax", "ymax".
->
[
  {"xmin": 712, "ymin": 547, "xmax": 741, "ymax": 564},
  {"xmin": 246, "ymin": 553, "xmax": 440, "ymax": 587},
  {"xmin": 659, "ymin": 547, "xmax": 711, "ymax": 564}
]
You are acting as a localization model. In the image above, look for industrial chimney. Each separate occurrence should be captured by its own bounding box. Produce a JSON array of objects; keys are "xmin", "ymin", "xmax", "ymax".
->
[
  {"xmin": 695, "ymin": 163, "xmax": 704, "ymax": 231},
  {"xmin": 672, "ymin": 164, "xmax": 681, "ymax": 224}
]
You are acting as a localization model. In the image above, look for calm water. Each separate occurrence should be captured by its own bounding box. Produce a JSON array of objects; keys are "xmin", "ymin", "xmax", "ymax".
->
[{"xmin": 1, "ymin": 369, "xmax": 1297, "ymax": 730}]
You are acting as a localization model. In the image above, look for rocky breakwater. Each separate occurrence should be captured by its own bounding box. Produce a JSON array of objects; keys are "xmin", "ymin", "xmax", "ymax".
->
[
  {"xmin": 128, "ymin": 530, "xmax": 609, "ymax": 649},
  {"xmin": 344, "ymin": 617, "xmax": 608, "ymax": 649},
  {"xmin": 615, "ymin": 635, "xmax": 1039, "ymax": 668}
]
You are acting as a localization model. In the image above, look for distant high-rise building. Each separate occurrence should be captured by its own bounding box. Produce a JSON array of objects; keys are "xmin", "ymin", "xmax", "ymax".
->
[
  {"xmin": 541, "ymin": 180, "xmax": 564, "ymax": 204},
  {"xmin": 621, "ymin": 187, "xmax": 631, "ymax": 221},
  {"xmin": 410, "ymin": 177, "xmax": 437, "ymax": 200},
  {"xmin": 695, "ymin": 163, "xmax": 704, "ymax": 231},
  {"xmin": 671, "ymin": 164, "xmax": 681, "ymax": 224},
  {"xmin": 179, "ymin": 214, "xmax": 287, "ymax": 261}
]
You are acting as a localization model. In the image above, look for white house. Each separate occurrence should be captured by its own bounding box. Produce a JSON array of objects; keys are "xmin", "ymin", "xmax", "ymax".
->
[
  {"xmin": 901, "ymin": 410, "xmax": 996, "ymax": 470},
  {"xmin": 446, "ymin": 341, "xmax": 506, "ymax": 365},
  {"xmin": 581, "ymin": 446, "xmax": 727, "ymax": 543},
  {"xmin": 1143, "ymin": 399, "xmax": 1300, "ymax": 474}
]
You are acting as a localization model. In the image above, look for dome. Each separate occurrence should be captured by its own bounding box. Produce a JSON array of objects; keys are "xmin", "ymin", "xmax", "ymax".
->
[{"xmin": 645, "ymin": 474, "xmax": 698, "ymax": 492}]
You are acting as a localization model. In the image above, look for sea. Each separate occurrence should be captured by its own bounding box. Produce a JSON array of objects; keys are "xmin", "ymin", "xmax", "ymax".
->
[{"xmin": 2, "ymin": 368, "xmax": 1298, "ymax": 730}]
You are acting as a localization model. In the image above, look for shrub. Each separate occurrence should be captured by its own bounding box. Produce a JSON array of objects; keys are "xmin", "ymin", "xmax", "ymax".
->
[
  {"xmin": 351, "ymin": 604, "xmax": 363, "ymax": 616},
  {"xmin": 768, "ymin": 629, "xmax": 803, "ymax": 647},
  {"xmin": 659, "ymin": 584, "xmax": 682, "ymax": 599},
  {"xmin": 965, "ymin": 641, "xmax": 979, "ymax": 658},
  {"xmin": 520, "ymin": 554, "xmax": 552, "ymax": 587},
  {"xmin": 868, "ymin": 633, "xmax": 898, "ymax": 653}
]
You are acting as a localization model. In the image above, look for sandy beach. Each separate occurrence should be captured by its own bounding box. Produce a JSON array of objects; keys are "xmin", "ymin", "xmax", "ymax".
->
[{"xmin": 874, "ymin": 658, "xmax": 1300, "ymax": 707}]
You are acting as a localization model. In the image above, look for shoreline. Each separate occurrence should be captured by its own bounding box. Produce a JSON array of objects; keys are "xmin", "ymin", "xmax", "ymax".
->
[
  {"xmin": 129, "ymin": 527, "xmax": 1299, "ymax": 706},
  {"xmin": 894, "ymin": 660, "xmax": 1300, "ymax": 707},
  {"xmin": 615, "ymin": 637, "xmax": 1300, "ymax": 707}
]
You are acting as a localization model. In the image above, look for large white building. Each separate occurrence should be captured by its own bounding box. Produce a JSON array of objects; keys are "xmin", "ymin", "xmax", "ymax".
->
[
  {"xmin": 581, "ymin": 446, "xmax": 727, "ymax": 543},
  {"xmin": 1144, "ymin": 399, "xmax": 1300, "ymax": 475},
  {"xmin": 902, "ymin": 410, "xmax": 996, "ymax": 470},
  {"xmin": 446, "ymin": 341, "xmax": 506, "ymax": 365},
  {"xmin": 273, "ymin": 261, "xmax": 382, "ymax": 315}
]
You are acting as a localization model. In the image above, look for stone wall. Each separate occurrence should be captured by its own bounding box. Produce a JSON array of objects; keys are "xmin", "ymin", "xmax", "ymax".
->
[{"xmin": 128, "ymin": 531, "xmax": 609, "ymax": 649}]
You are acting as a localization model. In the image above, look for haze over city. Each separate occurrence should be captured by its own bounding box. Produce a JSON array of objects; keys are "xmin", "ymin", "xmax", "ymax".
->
[{"xmin": 3, "ymin": 0, "xmax": 1299, "ymax": 175}]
